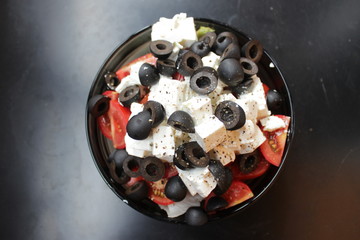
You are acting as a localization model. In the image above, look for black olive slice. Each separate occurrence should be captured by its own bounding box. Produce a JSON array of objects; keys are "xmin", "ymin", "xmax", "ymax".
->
[
  {"xmin": 125, "ymin": 180, "xmax": 149, "ymax": 201},
  {"xmin": 205, "ymin": 196, "xmax": 228, "ymax": 212},
  {"xmin": 107, "ymin": 149, "xmax": 130, "ymax": 184},
  {"xmin": 104, "ymin": 72, "xmax": 120, "ymax": 90},
  {"xmin": 208, "ymin": 159, "xmax": 227, "ymax": 182},
  {"xmin": 156, "ymin": 59, "xmax": 177, "ymax": 77},
  {"xmin": 143, "ymin": 100, "xmax": 166, "ymax": 128},
  {"xmin": 190, "ymin": 41, "xmax": 211, "ymax": 58},
  {"xmin": 220, "ymin": 43, "xmax": 241, "ymax": 61},
  {"xmin": 140, "ymin": 157, "xmax": 165, "ymax": 182},
  {"xmin": 215, "ymin": 100, "xmax": 246, "ymax": 130},
  {"xmin": 213, "ymin": 31, "xmax": 238, "ymax": 55},
  {"xmin": 213, "ymin": 167, "xmax": 233, "ymax": 195},
  {"xmin": 184, "ymin": 142, "xmax": 209, "ymax": 167},
  {"xmin": 175, "ymin": 49, "xmax": 189, "ymax": 69},
  {"xmin": 190, "ymin": 67, "xmax": 218, "ymax": 95},
  {"xmin": 241, "ymin": 40, "xmax": 263, "ymax": 63},
  {"xmin": 173, "ymin": 144, "xmax": 192, "ymax": 170},
  {"xmin": 165, "ymin": 175, "xmax": 188, "ymax": 202},
  {"xmin": 218, "ymin": 58, "xmax": 244, "ymax": 87},
  {"xmin": 139, "ymin": 63, "xmax": 160, "ymax": 86},
  {"xmin": 199, "ymin": 32, "xmax": 217, "ymax": 48},
  {"xmin": 119, "ymin": 85, "xmax": 141, "ymax": 107},
  {"xmin": 122, "ymin": 156, "xmax": 142, "ymax": 178},
  {"xmin": 238, "ymin": 151, "xmax": 260, "ymax": 174},
  {"xmin": 177, "ymin": 51, "xmax": 203, "ymax": 76},
  {"xmin": 167, "ymin": 111, "xmax": 195, "ymax": 133},
  {"xmin": 266, "ymin": 89, "xmax": 284, "ymax": 111},
  {"xmin": 232, "ymin": 78, "xmax": 253, "ymax": 97},
  {"xmin": 240, "ymin": 57, "xmax": 258, "ymax": 77},
  {"xmin": 149, "ymin": 40, "xmax": 173, "ymax": 59},
  {"xmin": 126, "ymin": 110, "xmax": 152, "ymax": 140},
  {"xmin": 88, "ymin": 94, "xmax": 110, "ymax": 118},
  {"xmin": 184, "ymin": 207, "xmax": 208, "ymax": 226}
]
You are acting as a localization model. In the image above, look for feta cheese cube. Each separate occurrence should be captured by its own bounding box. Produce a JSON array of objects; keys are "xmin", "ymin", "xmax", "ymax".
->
[
  {"xmin": 129, "ymin": 102, "xmax": 144, "ymax": 118},
  {"xmin": 222, "ymin": 130, "xmax": 241, "ymax": 151},
  {"xmin": 236, "ymin": 124, "xmax": 266, "ymax": 154},
  {"xmin": 182, "ymin": 96, "xmax": 213, "ymax": 124},
  {"xmin": 260, "ymin": 116, "xmax": 286, "ymax": 132},
  {"xmin": 174, "ymin": 130, "xmax": 191, "ymax": 148},
  {"xmin": 238, "ymin": 76, "xmax": 270, "ymax": 120},
  {"xmin": 182, "ymin": 78, "xmax": 198, "ymax": 101},
  {"xmin": 151, "ymin": 13, "xmax": 197, "ymax": 48},
  {"xmin": 235, "ymin": 97, "xmax": 258, "ymax": 121},
  {"xmin": 210, "ymin": 144, "xmax": 236, "ymax": 166},
  {"xmin": 159, "ymin": 193, "xmax": 203, "ymax": 218},
  {"xmin": 202, "ymin": 51, "xmax": 220, "ymax": 69},
  {"xmin": 216, "ymin": 92, "xmax": 237, "ymax": 106},
  {"xmin": 148, "ymin": 76, "xmax": 187, "ymax": 118},
  {"xmin": 124, "ymin": 133, "xmax": 153, "ymax": 158},
  {"xmin": 177, "ymin": 167, "xmax": 217, "ymax": 197},
  {"xmin": 238, "ymin": 120, "xmax": 256, "ymax": 144},
  {"xmin": 152, "ymin": 125, "xmax": 176, "ymax": 162},
  {"xmin": 189, "ymin": 115, "xmax": 226, "ymax": 152}
]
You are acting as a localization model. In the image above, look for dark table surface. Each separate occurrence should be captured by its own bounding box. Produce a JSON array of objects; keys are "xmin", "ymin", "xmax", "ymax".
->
[{"xmin": 1, "ymin": 0, "xmax": 360, "ymax": 239}]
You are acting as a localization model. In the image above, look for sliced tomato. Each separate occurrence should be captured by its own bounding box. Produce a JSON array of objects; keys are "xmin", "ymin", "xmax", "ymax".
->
[
  {"xmin": 148, "ymin": 179, "xmax": 174, "ymax": 206},
  {"xmin": 230, "ymin": 158, "xmax": 270, "ymax": 181},
  {"xmin": 123, "ymin": 176, "xmax": 144, "ymax": 188},
  {"xmin": 221, "ymin": 181, "xmax": 254, "ymax": 208},
  {"xmin": 98, "ymin": 91, "xmax": 131, "ymax": 149},
  {"xmin": 262, "ymin": 83, "xmax": 270, "ymax": 95},
  {"xmin": 172, "ymin": 72, "xmax": 185, "ymax": 81},
  {"xmin": 116, "ymin": 53, "xmax": 157, "ymax": 80},
  {"xmin": 97, "ymin": 114, "xmax": 112, "ymax": 139},
  {"xmin": 259, "ymin": 115, "xmax": 290, "ymax": 167}
]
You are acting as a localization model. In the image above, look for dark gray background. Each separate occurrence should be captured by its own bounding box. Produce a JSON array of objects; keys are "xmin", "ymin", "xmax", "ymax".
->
[{"xmin": 1, "ymin": 0, "xmax": 359, "ymax": 239}]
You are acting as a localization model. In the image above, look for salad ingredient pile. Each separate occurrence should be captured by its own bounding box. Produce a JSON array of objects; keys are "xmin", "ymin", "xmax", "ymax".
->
[{"xmin": 88, "ymin": 13, "xmax": 290, "ymax": 226}]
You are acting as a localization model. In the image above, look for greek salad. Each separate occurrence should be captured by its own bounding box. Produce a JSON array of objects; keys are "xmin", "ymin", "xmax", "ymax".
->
[{"xmin": 88, "ymin": 13, "xmax": 290, "ymax": 226}]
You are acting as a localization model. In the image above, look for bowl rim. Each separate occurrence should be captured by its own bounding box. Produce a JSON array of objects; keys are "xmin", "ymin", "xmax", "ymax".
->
[{"xmin": 85, "ymin": 17, "xmax": 295, "ymax": 224}]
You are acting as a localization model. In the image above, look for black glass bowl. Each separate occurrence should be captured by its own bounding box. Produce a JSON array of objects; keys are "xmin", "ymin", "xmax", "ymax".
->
[{"xmin": 86, "ymin": 18, "xmax": 294, "ymax": 224}]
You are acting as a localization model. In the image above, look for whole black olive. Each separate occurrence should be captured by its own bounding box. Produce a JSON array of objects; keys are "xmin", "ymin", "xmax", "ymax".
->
[
  {"xmin": 220, "ymin": 43, "xmax": 241, "ymax": 61},
  {"xmin": 167, "ymin": 111, "xmax": 195, "ymax": 133},
  {"xmin": 139, "ymin": 63, "xmax": 160, "ymax": 86},
  {"xmin": 266, "ymin": 89, "xmax": 284, "ymax": 111},
  {"xmin": 126, "ymin": 110, "xmax": 152, "ymax": 140},
  {"xmin": 213, "ymin": 167, "xmax": 232, "ymax": 195},
  {"xmin": 184, "ymin": 207, "xmax": 208, "ymax": 226},
  {"xmin": 218, "ymin": 58, "xmax": 244, "ymax": 87},
  {"xmin": 107, "ymin": 149, "xmax": 130, "ymax": 184},
  {"xmin": 190, "ymin": 41, "xmax": 211, "ymax": 58},
  {"xmin": 143, "ymin": 101, "xmax": 166, "ymax": 128},
  {"xmin": 165, "ymin": 175, "xmax": 188, "ymax": 202},
  {"xmin": 205, "ymin": 196, "xmax": 228, "ymax": 212}
]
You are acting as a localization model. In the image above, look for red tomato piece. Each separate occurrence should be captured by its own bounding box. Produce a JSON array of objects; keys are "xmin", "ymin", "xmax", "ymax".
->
[
  {"xmin": 148, "ymin": 179, "xmax": 174, "ymax": 206},
  {"xmin": 123, "ymin": 176, "xmax": 144, "ymax": 188},
  {"xmin": 262, "ymin": 83, "xmax": 270, "ymax": 95},
  {"xmin": 172, "ymin": 72, "xmax": 185, "ymax": 81},
  {"xmin": 221, "ymin": 181, "xmax": 254, "ymax": 208},
  {"xmin": 259, "ymin": 115, "xmax": 290, "ymax": 167},
  {"xmin": 116, "ymin": 53, "xmax": 157, "ymax": 80},
  {"xmin": 97, "ymin": 91, "xmax": 131, "ymax": 149},
  {"xmin": 230, "ymin": 158, "xmax": 270, "ymax": 181}
]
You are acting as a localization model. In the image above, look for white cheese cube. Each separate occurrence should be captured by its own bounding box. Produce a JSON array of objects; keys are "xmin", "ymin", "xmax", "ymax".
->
[
  {"xmin": 174, "ymin": 130, "xmax": 191, "ymax": 148},
  {"xmin": 159, "ymin": 193, "xmax": 203, "ymax": 218},
  {"xmin": 216, "ymin": 92, "xmax": 237, "ymax": 106},
  {"xmin": 152, "ymin": 125, "xmax": 176, "ymax": 162},
  {"xmin": 236, "ymin": 124, "xmax": 266, "ymax": 154},
  {"xmin": 189, "ymin": 115, "xmax": 226, "ymax": 152},
  {"xmin": 129, "ymin": 102, "xmax": 144, "ymax": 118},
  {"xmin": 124, "ymin": 133, "xmax": 153, "ymax": 158},
  {"xmin": 167, "ymin": 42, "xmax": 183, "ymax": 61},
  {"xmin": 182, "ymin": 78, "xmax": 198, "ymax": 101},
  {"xmin": 235, "ymin": 97, "xmax": 258, "ymax": 121},
  {"xmin": 182, "ymin": 96, "xmax": 213, "ymax": 124},
  {"xmin": 148, "ymin": 76, "xmax": 187, "ymax": 118},
  {"xmin": 210, "ymin": 144, "xmax": 236, "ymax": 166},
  {"xmin": 177, "ymin": 167, "xmax": 217, "ymax": 198},
  {"xmin": 222, "ymin": 130, "xmax": 241, "ymax": 151},
  {"xmin": 260, "ymin": 116, "xmax": 286, "ymax": 132},
  {"xmin": 202, "ymin": 51, "xmax": 220, "ymax": 69},
  {"xmin": 238, "ymin": 76, "xmax": 270, "ymax": 120},
  {"xmin": 238, "ymin": 120, "xmax": 256, "ymax": 144},
  {"xmin": 151, "ymin": 13, "xmax": 197, "ymax": 48}
]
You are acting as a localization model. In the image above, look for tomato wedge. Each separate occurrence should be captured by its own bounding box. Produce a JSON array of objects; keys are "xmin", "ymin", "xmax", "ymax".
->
[
  {"xmin": 116, "ymin": 53, "xmax": 157, "ymax": 80},
  {"xmin": 97, "ymin": 91, "xmax": 131, "ymax": 149},
  {"xmin": 221, "ymin": 181, "xmax": 254, "ymax": 208},
  {"xmin": 148, "ymin": 179, "xmax": 174, "ymax": 206},
  {"xmin": 259, "ymin": 115, "xmax": 290, "ymax": 167},
  {"xmin": 262, "ymin": 83, "xmax": 270, "ymax": 95},
  {"xmin": 172, "ymin": 72, "xmax": 185, "ymax": 81},
  {"xmin": 230, "ymin": 158, "xmax": 270, "ymax": 181}
]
